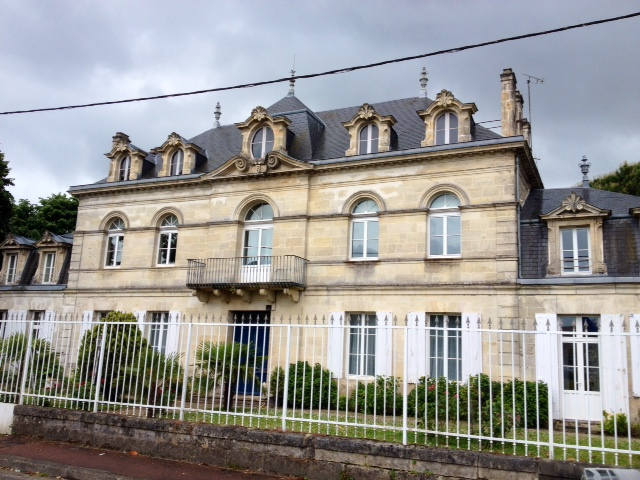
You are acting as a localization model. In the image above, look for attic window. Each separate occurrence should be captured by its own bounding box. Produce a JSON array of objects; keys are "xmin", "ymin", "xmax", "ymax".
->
[
  {"xmin": 170, "ymin": 150, "xmax": 184, "ymax": 176},
  {"xmin": 436, "ymin": 112, "xmax": 458, "ymax": 145},
  {"xmin": 251, "ymin": 127, "xmax": 274, "ymax": 159},
  {"xmin": 359, "ymin": 124, "xmax": 379, "ymax": 154},
  {"xmin": 119, "ymin": 156, "xmax": 131, "ymax": 181}
]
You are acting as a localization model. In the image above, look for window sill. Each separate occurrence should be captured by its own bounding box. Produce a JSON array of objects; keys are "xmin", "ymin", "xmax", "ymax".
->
[
  {"xmin": 425, "ymin": 256, "xmax": 462, "ymax": 261},
  {"xmin": 155, "ymin": 264, "xmax": 177, "ymax": 268},
  {"xmin": 347, "ymin": 259, "xmax": 379, "ymax": 263}
]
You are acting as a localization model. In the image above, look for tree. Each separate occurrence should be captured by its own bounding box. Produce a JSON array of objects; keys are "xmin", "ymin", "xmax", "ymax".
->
[
  {"xmin": 9, "ymin": 193, "xmax": 78, "ymax": 239},
  {"xmin": 0, "ymin": 151, "xmax": 15, "ymax": 242},
  {"xmin": 590, "ymin": 161, "xmax": 640, "ymax": 196}
]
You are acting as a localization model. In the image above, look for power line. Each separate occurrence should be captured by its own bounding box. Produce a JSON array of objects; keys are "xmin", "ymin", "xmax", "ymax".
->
[{"xmin": 2, "ymin": 10, "xmax": 639, "ymax": 116}]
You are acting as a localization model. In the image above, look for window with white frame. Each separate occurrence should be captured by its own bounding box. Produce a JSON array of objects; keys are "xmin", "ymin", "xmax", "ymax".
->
[
  {"xmin": 560, "ymin": 316, "xmax": 600, "ymax": 394},
  {"xmin": 429, "ymin": 314, "xmax": 462, "ymax": 381},
  {"xmin": 351, "ymin": 199, "xmax": 379, "ymax": 260},
  {"xmin": 358, "ymin": 124, "xmax": 379, "ymax": 155},
  {"xmin": 105, "ymin": 218, "xmax": 125, "ymax": 267},
  {"xmin": 251, "ymin": 126, "xmax": 274, "ymax": 159},
  {"xmin": 157, "ymin": 214, "xmax": 179, "ymax": 266},
  {"xmin": 435, "ymin": 112, "xmax": 458, "ymax": 145},
  {"xmin": 561, "ymin": 227, "xmax": 591, "ymax": 274},
  {"xmin": 5, "ymin": 253, "xmax": 17, "ymax": 283},
  {"xmin": 429, "ymin": 193, "xmax": 461, "ymax": 257},
  {"xmin": 242, "ymin": 203, "xmax": 274, "ymax": 267},
  {"xmin": 118, "ymin": 156, "xmax": 131, "ymax": 181},
  {"xmin": 149, "ymin": 312, "xmax": 169, "ymax": 354},
  {"xmin": 348, "ymin": 313, "xmax": 376, "ymax": 376},
  {"xmin": 29, "ymin": 310, "xmax": 44, "ymax": 339},
  {"xmin": 0, "ymin": 310, "xmax": 7, "ymax": 338},
  {"xmin": 42, "ymin": 252, "xmax": 56, "ymax": 283},
  {"xmin": 170, "ymin": 150, "xmax": 183, "ymax": 176}
]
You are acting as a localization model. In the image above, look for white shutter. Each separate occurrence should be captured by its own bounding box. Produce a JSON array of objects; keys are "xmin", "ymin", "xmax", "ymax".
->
[
  {"xmin": 406, "ymin": 312, "xmax": 426, "ymax": 383},
  {"xmin": 81, "ymin": 311, "xmax": 94, "ymax": 337},
  {"xmin": 600, "ymin": 314, "xmax": 629, "ymax": 415},
  {"xmin": 3, "ymin": 310, "xmax": 19, "ymax": 338},
  {"xmin": 631, "ymin": 314, "xmax": 640, "ymax": 397},
  {"xmin": 375, "ymin": 312, "xmax": 393, "ymax": 376},
  {"xmin": 535, "ymin": 313, "xmax": 560, "ymax": 419},
  {"xmin": 461, "ymin": 313, "xmax": 483, "ymax": 380},
  {"xmin": 327, "ymin": 312, "xmax": 345, "ymax": 378},
  {"xmin": 165, "ymin": 311, "xmax": 181, "ymax": 355},
  {"xmin": 39, "ymin": 310, "xmax": 56, "ymax": 343},
  {"xmin": 134, "ymin": 311, "xmax": 146, "ymax": 333}
]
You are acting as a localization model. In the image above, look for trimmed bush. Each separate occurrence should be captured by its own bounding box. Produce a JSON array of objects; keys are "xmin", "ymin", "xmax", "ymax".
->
[{"xmin": 270, "ymin": 361, "xmax": 338, "ymax": 409}]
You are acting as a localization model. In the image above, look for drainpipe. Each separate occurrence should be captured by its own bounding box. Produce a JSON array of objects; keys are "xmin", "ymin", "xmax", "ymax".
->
[{"xmin": 516, "ymin": 154, "xmax": 522, "ymax": 280}]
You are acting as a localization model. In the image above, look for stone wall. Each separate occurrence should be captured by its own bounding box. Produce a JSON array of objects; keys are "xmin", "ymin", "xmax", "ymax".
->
[{"xmin": 13, "ymin": 405, "xmax": 588, "ymax": 480}]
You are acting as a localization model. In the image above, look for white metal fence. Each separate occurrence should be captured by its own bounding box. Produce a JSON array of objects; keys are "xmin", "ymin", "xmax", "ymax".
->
[{"xmin": 0, "ymin": 312, "xmax": 639, "ymax": 467}]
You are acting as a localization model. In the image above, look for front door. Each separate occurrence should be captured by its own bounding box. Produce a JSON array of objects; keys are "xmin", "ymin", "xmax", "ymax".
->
[
  {"xmin": 561, "ymin": 316, "xmax": 602, "ymax": 421},
  {"xmin": 232, "ymin": 311, "xmax": 271, "ymax": 395}
]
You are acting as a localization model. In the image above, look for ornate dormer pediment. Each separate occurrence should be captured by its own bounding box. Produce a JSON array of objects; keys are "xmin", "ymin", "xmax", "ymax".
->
[
  {"xmin": 342, "ymin": 103, "xmax": 397, "ymax": 157},
  {"xmin": 0, "ymin": 234, "xmax": 35, "ymax": 250},
  {"xmin": 235, "ymin": 107, "xmax": 292, "ymax": 159},
  {"xmin": 418, "ymin": 90, "xmax": 478, "ymax": 147},
  {"xmin": 105, "ymin": 132, "xmax": 149, "ymax": 182},
  {"xmin": 204, "ymin": 151, "xmax": 313, "ymax": 179},
  {"xmin": 540, "ymin": 192, "xmax": 611, "ymax": 220},
  {"xmin": 150, "ymin": 132, "xmax": 204, "ymax": 177}
]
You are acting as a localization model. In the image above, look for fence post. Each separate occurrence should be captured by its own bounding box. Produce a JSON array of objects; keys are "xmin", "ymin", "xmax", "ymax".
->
[
  {"xmin": 18, "ymin": 318, "xmax": 35, "ymax": 405},
  {"xmin": 93, "ymin": 323, "xmax": 108, "ymax": 413},
  {"xmin": 281, "ymin": 324, "xmax": 292, "ymax": 432},
  {"xmin": 402, "ymin": 320, "xmax": 408, "ymax": 446},
  {"xmin": 179, "ymin": 321, "xmax": 193, "ymax": 421},
  {"xmin": 547, "ymin": 327, "xmax": 554, "ymax": 460}
]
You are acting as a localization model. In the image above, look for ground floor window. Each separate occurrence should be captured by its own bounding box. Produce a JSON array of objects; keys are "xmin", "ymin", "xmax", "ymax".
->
[
  {"xmin": 94, "ymin": 311, "xmax": 112, "ymax": 322},
  {"xmin": 348, "ymin": 313, "xmax": 376, "ymax": 376},
  {"xmin": 149, "ymin": 312, "xmax": 169, "ymax": 354},
  {"xmin": 0, "ymin": 310, "xmax": 6, "ymax": 338},
  {"xmin": 429, "ymin": 314, "xmax": 462, "ymax": 381},
  {"xmin": 29, "ymin": 310, "xmax": 44, "ymax": 339}
]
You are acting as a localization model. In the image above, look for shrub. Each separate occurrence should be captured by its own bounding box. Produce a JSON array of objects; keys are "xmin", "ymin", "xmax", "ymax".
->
[
  {"xmin": 603, "ymin": 411, "xmax": 629, "ymax": 436},
  {"xmin": 344, "ymin": 376, "xmax": 403, "ymax": 415},
  {"xmin": 407, "ymin": 376, "xmax": 465, "ymax": 427},
  {"xmin": 270, "ymin": 361, "xmax": 338, "ymax": 410}
]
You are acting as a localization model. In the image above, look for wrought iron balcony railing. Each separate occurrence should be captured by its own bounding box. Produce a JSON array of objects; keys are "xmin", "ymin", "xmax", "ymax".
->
[{"xmin": 186, "ymin": 255, "xmax": 308, "ymax": 290}]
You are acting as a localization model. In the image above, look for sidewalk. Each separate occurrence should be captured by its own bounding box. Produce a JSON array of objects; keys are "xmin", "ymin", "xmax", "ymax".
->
[{"xmin": 0, "ymin": 435, "xmax": 291, "ymax": 480}]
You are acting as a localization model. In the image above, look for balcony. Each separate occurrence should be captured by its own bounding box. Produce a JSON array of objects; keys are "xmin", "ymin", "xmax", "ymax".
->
[{"xmin": 186, "ymin": 255, "xmax": 308, "ymax": 303}]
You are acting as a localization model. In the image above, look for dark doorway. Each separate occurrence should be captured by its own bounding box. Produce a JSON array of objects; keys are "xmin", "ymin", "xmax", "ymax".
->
[{"xmin": 232, "ymin": 311, "xmax": 271, "ymax": 395}]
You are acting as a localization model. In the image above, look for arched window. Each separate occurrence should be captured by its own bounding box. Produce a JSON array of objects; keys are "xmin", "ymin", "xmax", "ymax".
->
[
  {"xmin": 243, "ymin": 203, "xmax": 274, "ymax": 267},
  {"xmin": 359, "ymin": 124, "xmax": 379, "ymax": 154},
  {"xmin": 251, "ymin": 127, "xmax": 274, "ymax": 159},
  {"xmin": 435, "ymin": 112, "xmax": 458, "ymax": 145},
  {"xmin": 118, "ymin": 156, "xmax": 131, "ymax": 181},
  {"xmin": 429, "ymin": 193, "xmax": 461, "ymax": 257},
  {"xmin": 157, "ymin": 214, "xmax": 179, "ymax": 265},
  {"xmin": 170, "ymin": 150, "xmax": 184, "ymax": 176},
  {"xmin": 105, "ymin": 218, "xmax": 125, "ymax": 267},
  {"xmin": 351, "ymin": 199, "xmax": 379, "ymax": 260}
]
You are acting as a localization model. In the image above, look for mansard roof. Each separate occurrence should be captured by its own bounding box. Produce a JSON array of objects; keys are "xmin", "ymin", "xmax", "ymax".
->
[
  {"xmin": 87, "ymin": 93, "xmax": 503, "ymax": 186},
  {"xmin": 522, "ymin": 187, "xmax": 640, "ymax": 220}
]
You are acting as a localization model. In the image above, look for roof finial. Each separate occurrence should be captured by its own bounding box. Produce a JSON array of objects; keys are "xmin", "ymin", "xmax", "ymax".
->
[
  {"xmin": 580, "ymin": 155, "xmax": 591, "ymax": 188},
  {"xmin": 419, "ymin": 67, "xmax": 428, "ymax": 98},
  {"xmin": 288, "ymin": 54, "xmax": 296, "ymax": 97},
  {"xmin": 214, "ymin": 102, "xmax": 221, "ymax": 128}
]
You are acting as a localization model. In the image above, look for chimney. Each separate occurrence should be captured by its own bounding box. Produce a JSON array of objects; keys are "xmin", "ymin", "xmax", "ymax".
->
[{"xmin": 501, "ymin": 68, "xmax": 517, "ymax": 137}]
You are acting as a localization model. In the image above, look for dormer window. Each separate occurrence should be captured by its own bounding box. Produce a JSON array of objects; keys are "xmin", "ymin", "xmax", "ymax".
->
[
  {"xmin": 359, "ymin": 124, "xmax": 379, "ymax": 154},
  {"xmin": 343, "ymin": 104, "xmax": 396, "ymax": 157},
  {"xmin": 42, "ymin": 252, "xmax": 56, "ymax": 283},
  {"xmin": 561, "ymin": 228, "xmax": 591, "ymax": 274},
  {"xmin": 251, "ymin": 127, "xmax": 274, "ymax": 159},
  {"xmin": 119, "ymin": 156, "xmax": 131, "ymax": 181},
  {"xmin": 170, "ymin": 150, "xmax": 184, "ymax": 176},
  {"xmin": 5, "ymin": 254, "xmax": 17, "ymax": 283},
  {"xmin": 435, "ymin": 112, "xmax": 458, "ymax": 145}
]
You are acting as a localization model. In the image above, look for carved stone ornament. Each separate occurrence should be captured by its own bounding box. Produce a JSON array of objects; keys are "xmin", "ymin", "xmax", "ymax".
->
[
  {"xmin": 251, "ymin": 106, "xmax": 269, "ymax": 122},
  {"xmin": 435, "ymin": 89, "xmax": 455, "ymax": 107},
  {"xmin": 561, "ymin": 192, "xmax": 586, "ymax": 213},
  {"xmin": 266, "ymin": 153, "xmax": 279, "ymax": 169},
  {"xmin": 167, "ymin": 132, "xmax": 182, "ymax": 146},
  {"xmin": 357, "ymin": 103, "xmax": 376, "ymax": 120},
  {"xmin": 235, "ymin": 155, "xmax": 250, "ymax": 172}
]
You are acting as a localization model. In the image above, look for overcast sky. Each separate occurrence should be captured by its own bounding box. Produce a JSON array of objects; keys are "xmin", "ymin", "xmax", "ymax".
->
[{"xmin": 1, "ymin": 1, "xmax": 639, "ymax": 204}]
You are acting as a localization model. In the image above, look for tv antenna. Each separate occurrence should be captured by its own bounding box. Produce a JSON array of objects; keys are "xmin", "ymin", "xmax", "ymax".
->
[{"xmin": 522, "ymin": 73, "xmax": 544, "ymax": 150}]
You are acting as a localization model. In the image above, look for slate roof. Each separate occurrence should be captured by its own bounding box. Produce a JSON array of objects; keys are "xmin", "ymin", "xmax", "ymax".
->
[
  {"xmin": 521, "ymin": 187, "xmax": 640, "ymax": 219},
  {"xmin": 108, "ymin": 93, "xmax": 503, "ymax": 183}
]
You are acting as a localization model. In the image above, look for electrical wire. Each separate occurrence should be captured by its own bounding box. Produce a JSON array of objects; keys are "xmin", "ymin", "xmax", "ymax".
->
[{"xmin": 1, "ymin": 10, "xmax": 639, "ymax": 116}]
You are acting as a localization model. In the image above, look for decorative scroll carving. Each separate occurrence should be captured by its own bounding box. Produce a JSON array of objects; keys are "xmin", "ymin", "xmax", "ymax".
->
[
  {"xmin": 251, "ymin": 106, "xmax": 269, "ymax": 122},
  {"xmin": 357, "ymin": 103, "xmax": 376, "ymax": 120},
  {"xmin": 435, "ymin": 89, "xmax": 455, "ymax": 107},
  {"xmin": 266, "ymin": 154, "xmax": 280, "ymax": 169},
  {"xmin": 235, "ymin": 156, "xmax": 250, "ymax": 172}
]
